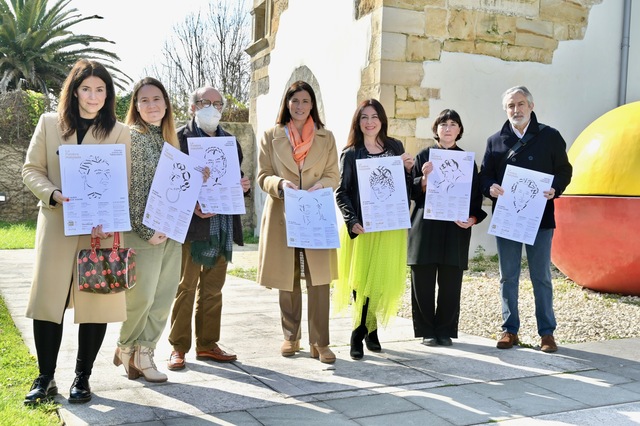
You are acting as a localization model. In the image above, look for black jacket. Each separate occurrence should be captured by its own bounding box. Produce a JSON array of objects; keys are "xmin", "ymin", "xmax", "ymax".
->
[
  {"xmin": 479, "ymin": 112, "xmax": 572, "ymax": 229},
  {"xmin": 407, "ymin": 145, "xmax": 487, "ymax": 268},
  {"xmin": 335, "ymin": 138, "xmax": 411, "ymax": 239},
  {"xmin": 177, "ymin": 118, "xmax": 247, "ymax": 245}
]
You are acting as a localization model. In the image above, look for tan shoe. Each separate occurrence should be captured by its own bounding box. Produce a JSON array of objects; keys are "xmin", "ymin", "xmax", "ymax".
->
[
  {"xmin": 129, "ymin": 346, "xmax": 168, "ymax": 382},
  {"xmin": 281, "ymin": 340, "xmax": 300, "ymax": 357},
  {"xmin": 310, "ymin": 344, "xmax": 336, "ymax": 364},
  {"xmin": 541, "ymin": 335, "xmax": 558, "ymax": 353},
  {"xmin": 113, "ymin": 346, "xmax": 134, "ymax": 374},
  {"xmin": 168, "ymin": 351, "xmax": 186, "ymax": 370},
  {"xmin": 496, "ymin": 332, "xmax": 519, "ymax": 349}
]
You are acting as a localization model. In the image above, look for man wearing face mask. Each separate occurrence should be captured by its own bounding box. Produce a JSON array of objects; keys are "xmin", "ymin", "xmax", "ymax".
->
[{"xmin": 167, "ymin": 86, "xmax": 251, "ymax": 369}]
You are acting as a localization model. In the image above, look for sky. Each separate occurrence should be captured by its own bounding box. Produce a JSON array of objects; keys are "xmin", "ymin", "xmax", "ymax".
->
[{"xmin": 72, "ymin": 0, "xmax": 215, "ymax": 86}]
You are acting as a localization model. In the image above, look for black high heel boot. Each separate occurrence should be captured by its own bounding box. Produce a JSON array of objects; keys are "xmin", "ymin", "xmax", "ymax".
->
[
  {"xmin": 365, "ymin": 329, "xmax": 382, "ymax": 352},
  {"xmin": 69, "ymin": 372, "xmax": 91, "ymax": 403},
  {"xmin": 350, "ymin": 325, "xmax": 367, "ymax": 360}
]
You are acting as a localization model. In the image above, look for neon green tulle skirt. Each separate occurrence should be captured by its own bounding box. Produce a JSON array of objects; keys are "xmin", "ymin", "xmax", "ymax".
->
[{"xmin": 332, "ymin": 225, "xmax": 407, "ymax": 331}]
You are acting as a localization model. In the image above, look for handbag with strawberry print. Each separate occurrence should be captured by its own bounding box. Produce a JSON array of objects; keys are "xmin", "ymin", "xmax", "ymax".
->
[{"xmin": 77, "ymin": 232, "xmax": 136, "ymax": 294}]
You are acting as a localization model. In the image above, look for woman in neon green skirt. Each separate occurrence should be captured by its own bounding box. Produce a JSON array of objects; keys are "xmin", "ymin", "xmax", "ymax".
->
[{"xmin": 334, "ymin": 99, "xmax": 414, "ymax": 360}]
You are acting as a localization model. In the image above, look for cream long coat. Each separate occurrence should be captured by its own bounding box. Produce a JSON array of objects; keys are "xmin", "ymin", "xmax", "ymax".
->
[
  {"xmin": 257, "ymin": 125, "xmax": 339, "ymax": 291},
  {"xmin": 22, "ymin": 113, "xmax": 131, "ymax": 324}
]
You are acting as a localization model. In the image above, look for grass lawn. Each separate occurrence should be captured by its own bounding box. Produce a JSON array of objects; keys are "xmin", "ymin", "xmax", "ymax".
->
[{"xmin": 0, "ymin": 221, "xmax": 61, "ymax": 424}]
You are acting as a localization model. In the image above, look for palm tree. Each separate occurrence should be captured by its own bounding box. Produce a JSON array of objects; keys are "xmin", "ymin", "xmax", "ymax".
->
[{"xmin": 0, "ymin": 0, "xmax": 130, "ymax": 95}]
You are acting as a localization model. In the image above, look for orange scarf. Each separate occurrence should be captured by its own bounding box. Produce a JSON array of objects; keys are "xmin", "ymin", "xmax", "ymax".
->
[{"xmin": 287, "ymin": 116, "xmax": 315, "ymax": 169}]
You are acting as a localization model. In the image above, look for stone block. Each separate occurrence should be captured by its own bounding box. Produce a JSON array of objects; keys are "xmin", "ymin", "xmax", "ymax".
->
[
  {"xmin": 361, "ymin": 62, "xmax": 381, "ymax": 86},
  {"xmin": 381, "ymin": 7, "xmax": 426, "ymax": 35},
  {"xmin": 515, "ymin": 32, "xmax": 558, "ymax": 51},
  {"xmin": 396, "ymin": 85, "xmax": 408, "ymax": 101},
  {"xmin": 405, "ymin": 137, "xmax": 434, "ymax": 156},
  {"xmin": 396, "ymin": 100, "xmax": 430, "ymax": 119},
  {"xmin": 425, "ymin": 8, "xmax": 448, "ymax": 38},
  {"xmin": 389, "ymin": 118, "xmax": 416, "ymax": 137},
  {"xmin": 407, "ymin": 36, "xmax": 441, "ymax": 61},
  {"xmin": 443, "ymin": 39, "xmax": 476, "ymax": 54},
  {"xmin": 476, "ymin": 13, "xmax": 516, "ymax": 44},
  {"xmin": 381, "ymin": 32, "xmax": 407, "ymax": 61},
  {"xmin": 252, "ymin": 66, "xmax": 269, "ymax": 81},
  {"xmin": 502, "ymin": 45, "xmax": 553, "ymax": 64},
  {"xmin": 474, "ymin": 41, "xmax": 503, "ymax": 58},
  {"xmin": 407, "ymin": 86, "xmax": 437, "ymax": 101},
  {"xmin": 516, "ymin": 18, "xmax": 554, "ymax": 38},
  {"xmin": 380, "ymin": 84, "xmax": 396, "ymax": 116},
  {"xmin": 448, "ymin": 9, "xmax": 476, "ymax": 40},
  {"xmin": 380, "ymin": 61, "xmax": 424, "ymax": 86},
  {"xmin": 540, "ymin": 0, "xmax": 590, "ymax": 25},
  {"xmin": 462, "ymin": 0, "xmax": 538, "ymax": 17},
  {"xmin": 383, "ymin": 0, "xmax": 442, "ymax": 10}
]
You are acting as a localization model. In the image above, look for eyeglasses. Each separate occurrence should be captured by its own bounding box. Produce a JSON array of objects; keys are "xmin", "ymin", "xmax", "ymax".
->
[{"xmin": 196, "ymin": 99, "xmax": 224, "ymax": 110}]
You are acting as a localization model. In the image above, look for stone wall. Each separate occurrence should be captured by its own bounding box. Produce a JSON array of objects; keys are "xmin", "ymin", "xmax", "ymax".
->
[{"xmin": 358, "ymin": 0, "xmax": 603, "ymax": 155}]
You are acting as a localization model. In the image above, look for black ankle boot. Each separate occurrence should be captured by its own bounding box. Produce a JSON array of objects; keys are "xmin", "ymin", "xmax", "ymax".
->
[
  {"xmin": 24, "ymin": 374, "xmax": 58, "ymax": 405},
  {"xmin": 69, "ymin": 372, "xmax": 92, "ymax": 404},
  {"xmin": 350, "ymin": 325, "xmax": 367, "ymax": 360},
  {"xmin": 365, "ymin": 329, "xmax": 382, "ymax": 352}
]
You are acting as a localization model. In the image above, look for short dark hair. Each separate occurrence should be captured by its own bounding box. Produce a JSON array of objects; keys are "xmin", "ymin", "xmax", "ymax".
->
[
  {"xmin": 58, "ymin": 59, "xmax": 117, "ymax": 140},
  {"xmin": 276, "ymin": 81, "xmax": 324, "ymax": 128},
  {"xmin": 431, "ymin": 109, "xmax": 464, "ymax": 141}
]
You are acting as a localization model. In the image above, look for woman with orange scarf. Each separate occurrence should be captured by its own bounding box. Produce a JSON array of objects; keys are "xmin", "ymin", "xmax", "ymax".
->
[{"xmin": 257, "ymin": 81, "xmax": 340, "ymax": 363}]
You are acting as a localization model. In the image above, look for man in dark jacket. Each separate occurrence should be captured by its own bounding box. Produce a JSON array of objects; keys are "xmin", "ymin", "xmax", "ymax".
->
[
  {"xmin": 167, "ymin": 86, "xmax": 251, "ymax": 369},
  {"xmin": 480, "ymin": 86, "xmax": 572, "ymax": 353}
]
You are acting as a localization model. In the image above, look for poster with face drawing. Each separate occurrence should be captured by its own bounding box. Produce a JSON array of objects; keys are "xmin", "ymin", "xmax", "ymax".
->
[
  {"xmin": 143, "ymin": 142, "xmax": 203, "ymax": 243},
  {"xmin": 424, "ymin": 149, "xmax": 475, "ymax": 221},
  {"xmin": 187, "ymin": 136, "xmax": 246, "ymax": 215},
  {"xmin": 283, "ymin": 187, "xmax": 340, "ymax": 248},
  {"xmin": 488, "ymin": 165, "xmax": 553, "ymax": 245},
  {"xmin": 356, "ymin": 156, "xmax": 411, "ymax": 232},
  {"xmin": 59, "ymin": 144, "xmax": 130, "ymax": 235}
]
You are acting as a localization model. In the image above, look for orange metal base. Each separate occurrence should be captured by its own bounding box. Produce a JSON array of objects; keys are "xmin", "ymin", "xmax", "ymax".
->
[{"xmin": 552, "ymin": 196, "xmax": 640, "ymax": 295}]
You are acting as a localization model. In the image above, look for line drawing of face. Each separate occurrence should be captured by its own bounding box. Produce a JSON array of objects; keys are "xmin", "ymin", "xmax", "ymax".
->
[
  {"xmin": 166, "ymin": 162, "xmax": 191, "ymax": 203},
  {"xmin": 511, "ymin": 178, "xmax": 539, "ymax": 213},
  {"xmin": 298, "ymin": 195, "xmax": 325, "ymax": 225},
  {"xmin": 369, "ymin": 166, "xmax": 394, "ymax": 201},
  {"xmin": 78, "ymin": 155, "xmax": 111, "ymax": 199},
  {"xmin": 204, "ymin": 146, "xmax": 227, "ymax": 183},
  {"xmin": 434, "ymin": 158, "xmax": 464, "ymax": 193}
]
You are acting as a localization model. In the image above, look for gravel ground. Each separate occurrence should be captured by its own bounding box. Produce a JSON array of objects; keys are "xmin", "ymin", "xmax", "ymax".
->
[{"xmin": 398, "ymin": 260, "xmax": 640, "ymax": 347}]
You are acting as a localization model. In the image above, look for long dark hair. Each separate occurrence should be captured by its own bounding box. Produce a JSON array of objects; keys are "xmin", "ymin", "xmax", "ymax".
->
[
  {"xmin": 344, "ymin": 98, "xmax": 390, "ymax": 150},
  {"xmin": 275, "ymin": 80, "xmax": 324, "ymax": 128},
  {"xmin": 58, "ymin": 59, "xmax": 116, "ymax": 140},
  {"xmin": 125, "ymin": 77, "xmax": 179, "ymax": 148}
]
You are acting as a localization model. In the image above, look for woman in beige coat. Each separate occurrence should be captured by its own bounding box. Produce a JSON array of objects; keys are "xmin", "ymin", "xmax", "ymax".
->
[
  {"xmin": 257, "ymin": 81, "xmax": 339, "ymax": 363},
  {"xmin": 22, "ymin": 60, "xmax": 131, "ymax": 405}
]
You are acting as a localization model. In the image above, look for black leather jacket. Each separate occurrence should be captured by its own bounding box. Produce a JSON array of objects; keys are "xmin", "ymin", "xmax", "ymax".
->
[{"xmin": 335, "ymin": 138, "xmax": 411, "ymax": 239}]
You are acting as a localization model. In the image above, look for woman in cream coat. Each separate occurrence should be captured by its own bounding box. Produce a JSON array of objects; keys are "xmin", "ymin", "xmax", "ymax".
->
[
  {"xmin": 22, "ymin": 60, "xmax": 131, "ymax": 405},
  {"xmin": 257, "ymin": 81, "xmax": 339, "ymax": 363}
]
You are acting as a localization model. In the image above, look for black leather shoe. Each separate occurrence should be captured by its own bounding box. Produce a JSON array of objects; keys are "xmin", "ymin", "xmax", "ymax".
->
[
  {"xmin": 24, "ymin": 375, "xmax": 58, "ymax": 405},
  {"xmin": 69, "ymin": 373, "xmax": 91, "ymax": 404},
  {"xmin": 437, "ymin": 337, "xmax": 453, "ymax": 346},
  {"xmin": 364, "ymin": 329, "xmax": 382, "ymax": 352}
]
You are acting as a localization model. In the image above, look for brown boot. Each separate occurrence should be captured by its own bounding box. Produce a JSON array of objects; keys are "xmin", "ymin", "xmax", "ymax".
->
[
  {"xmin": 541, "ymin": 335, "xmax": 558, "ymax": 353},
  {"xmin": 496, "ymin": 332, "xmax": 519, "ymax": 349},
  {"xmin": 113, "ymin": 346, "xmax": 134, "ymax": 375}
]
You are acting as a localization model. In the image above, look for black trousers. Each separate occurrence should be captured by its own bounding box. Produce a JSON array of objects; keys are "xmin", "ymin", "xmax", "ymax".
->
[
  {"xmin": 410, "ymin": 264, "xmax": 464, "ymax": 339},
  {"xmin": 33, "ymin": 287, "xmax": 107, "ymax": 376}
]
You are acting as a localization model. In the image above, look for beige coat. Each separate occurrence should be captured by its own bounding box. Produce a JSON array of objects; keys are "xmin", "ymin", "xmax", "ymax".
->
[
  {"xmin": 22, "ymin": 113, "xmax": 131, "ymax": 324},
  {"xmin": 257, "ymin": 125, "xmax": 340, "ymax": 291}
]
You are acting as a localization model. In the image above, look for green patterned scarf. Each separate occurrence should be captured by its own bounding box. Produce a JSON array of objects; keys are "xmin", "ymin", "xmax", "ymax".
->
[{"xmin": 190, "ymin": 214, "xmax": 233, "ymax": 268}]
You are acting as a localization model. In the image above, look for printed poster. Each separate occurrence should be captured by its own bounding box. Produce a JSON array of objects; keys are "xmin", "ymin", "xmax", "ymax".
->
[
  {"xmin": 424, "ymin": 149, "xmax": 475, "ymax": 221},
  {"xmin": 283, "ymin": 187, "xmax": 340, "ymax": 249},
  {"xmin": 59, "ymin": 144, "xmax": 130, "ymax": 235}
]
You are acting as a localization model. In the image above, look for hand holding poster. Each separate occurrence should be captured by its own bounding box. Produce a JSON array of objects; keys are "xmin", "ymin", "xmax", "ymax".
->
[
  {"xmin": 59, "ymin": 144, "xmax": 131, "ymax": 235},
  {"xmin": 424, "ymin": 149, "xmax": 475, "ymax": 221},
  {"xmin": 284, "ymin": 187, "xmax": 340, "ymax": 249},
  {"xmin": 488, "ymin": 165, "xmax": 553, "ymax": 245},
  {"xmin": 142, "ymin": 143, "xmax": 203, "ymax": 243},
  {"xmin": 355, "ymin": 156, "xmax": 410, "ymax": 232},
  {"xmin": 187, "ymin": 136, "xmax": 246, "ymax": 215}
]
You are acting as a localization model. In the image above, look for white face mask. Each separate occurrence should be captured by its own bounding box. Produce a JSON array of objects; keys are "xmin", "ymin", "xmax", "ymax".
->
[{"xmin": 195, "ymin": 106, "xmax": 222, "ymax": 135}]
